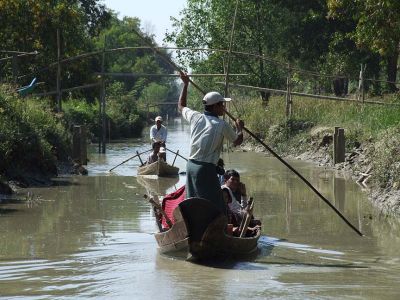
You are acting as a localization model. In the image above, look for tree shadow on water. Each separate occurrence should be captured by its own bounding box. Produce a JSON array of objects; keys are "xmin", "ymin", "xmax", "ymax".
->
[{"xmin": 0, "ymin": 207, "xmax": 19, "ymax": 215}]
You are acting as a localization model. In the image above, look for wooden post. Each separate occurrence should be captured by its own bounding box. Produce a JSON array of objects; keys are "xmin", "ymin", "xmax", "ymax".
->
[
  {"xmin": 56, "ymin": 29, "xmax": 62, "ymax": 112},
  {"xmin": 224, "ymin": 0, "xmax": 239, "ymax": 99},
  {"xmin": 358, "ymin": 64, "xmax": 365, "ymax": 103},
  {"xmin": 73, "ymin": 125, "xmax": 80, "ymax": 163},
  {"xmin": 285, "ymin": 64, "xmax": 292, "ymax": 119},
  {"xmin": 73, "ymin": 125, "xmax": 87, "ymax": 165},
  {"xmin": 108, "ymin": 118, "xmax": 111, "ymax": 142},
  {"xmin": 333, "ymin": 176, "xmax": 345, "ymax": 212},
  {"xmin": 100, "ymin": 36, "xmax": 106, "ymax": 154},
  {"xmin": 337, "ymin": 128, "xmax": 345, "ymax": 163},
  {"xmin": 361, "ymin": 64, "xmax": 365, "ymax": 104},
  {"xmin": 80, "ymin": 125, "xmax": 87, "ymax": 165},
  {"xmin": 12, "ymin": 54, "xmax": 18, "ymax": 84},
  {"xmin": 333, "ymin": 127, "xmax": 345, "ymax": 164}
]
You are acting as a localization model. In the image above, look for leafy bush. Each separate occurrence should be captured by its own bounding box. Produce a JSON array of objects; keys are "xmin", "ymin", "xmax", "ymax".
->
[
  {"xmin": 63, "ymin": 98, "xmax": 100, "ymax": 140},
  {"xmin": 106, "ymin": 82, "xmax": 145, "ymax": 139},
  {"xmin": 372, "ymin": 127, "xmax": 400, "ymax": 189},
  {"xmin": 0, "ymin": 85, "xmax": 71, "ymax": 176}
]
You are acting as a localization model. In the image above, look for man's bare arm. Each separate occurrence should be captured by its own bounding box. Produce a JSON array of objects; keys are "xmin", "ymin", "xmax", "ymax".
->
[{"xmin": 178, "ymin": 72, "xmax": 190, "ymax": 112}]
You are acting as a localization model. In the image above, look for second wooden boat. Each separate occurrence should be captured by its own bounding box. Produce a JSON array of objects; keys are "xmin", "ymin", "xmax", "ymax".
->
[{"xmin": 137, "ymin": 160, "xmax": 179, "ymax": 177}]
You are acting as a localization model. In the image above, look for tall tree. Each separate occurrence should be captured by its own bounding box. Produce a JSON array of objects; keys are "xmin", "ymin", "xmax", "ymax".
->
[
  {"xmin": 0, "ymin": 0, "xmax": 111, "ymax": 98},
  {"xmin": 94, "ymin": 16, "xmax": 175, "ymax": 96},
  {"xmin": 166, "ymin": 0, "xmax": 287, "ymax": 104},
  {"xmin": 328, "ymin": 0, "xmax": 400, "ymax": 91}
]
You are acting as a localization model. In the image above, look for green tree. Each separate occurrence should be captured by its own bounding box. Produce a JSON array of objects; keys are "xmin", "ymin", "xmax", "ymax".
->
[
  {"xmin": 166, "ymin": 0, "xmax": 287, "ymax": 104},
  {"xmin": 94, "ymin": 15, "xmax": 177, "ymax": 116},
  {"xmin": 138, "ymin": 82, "xmax": 169, "ymax": 114},
  {"xmin": 94, "ymin": 16, "xmax": 175, "ymax": 92},
  {"xmin": 0, "ymin": 0, "xmax": 111, "ymax": 101},
  {"xmin": 328, "ymin": 0, "xmax": 400, "ymax": 91}
]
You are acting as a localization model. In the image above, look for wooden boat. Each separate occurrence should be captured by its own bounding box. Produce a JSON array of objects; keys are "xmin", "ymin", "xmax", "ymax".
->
[
  {"xmin": 154, "ymin": 197, "xmax": 261, "ymax": 260},
  {"xmin": 137, "ymin": 160, "xmax": 179, "ymax": 177}
]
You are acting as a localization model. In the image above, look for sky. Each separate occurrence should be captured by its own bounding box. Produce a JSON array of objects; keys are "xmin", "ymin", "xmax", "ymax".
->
[{"xmin": 101, "ymin": 0, "xmax": 187, "ymax": 45}]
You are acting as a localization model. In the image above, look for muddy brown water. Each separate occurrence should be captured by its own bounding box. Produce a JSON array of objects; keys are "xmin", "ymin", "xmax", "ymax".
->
[{"xmin": 1, "ymin": 118, "xmax": 400, "ymax": 299}]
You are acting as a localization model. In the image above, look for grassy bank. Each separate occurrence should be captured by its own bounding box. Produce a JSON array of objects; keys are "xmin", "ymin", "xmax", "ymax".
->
[{"xmin": 237, "ymin": 93, "xmax": 400, "ymax": 191}]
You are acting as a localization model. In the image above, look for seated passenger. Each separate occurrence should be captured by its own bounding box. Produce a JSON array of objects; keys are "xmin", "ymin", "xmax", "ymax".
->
[
  {"xmin": 158, "ymin": 147, "xmax": 166, "ymax": 162},
  {"xmin": 221, "ymin": 169, "xmax": 261, "ymax": 229},
  {"xmin": 147, "ymin": 142, "xmax": 161, "ymax": 164}
]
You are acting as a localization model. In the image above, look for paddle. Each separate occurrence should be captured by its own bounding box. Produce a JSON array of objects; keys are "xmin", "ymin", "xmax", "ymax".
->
[
  {"xmin": 132, "ymin": 28, "xmax": 363, "ymax": 237},
  {"xmin": 144, "ymin": 194, "xmax": 173, "ymax": 228},
  {"xmin": 109, "ymin": 149, "xmax": 152, "ymax": 172},
  {"xmin": 166, "ymin": 147, "xmax": 188, "ymax": 161}
]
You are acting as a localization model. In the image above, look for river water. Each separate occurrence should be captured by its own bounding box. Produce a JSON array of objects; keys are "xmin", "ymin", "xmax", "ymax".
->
[{"xmin": 1, "ymin": 118, "xmax": 400, "ymax": 299}]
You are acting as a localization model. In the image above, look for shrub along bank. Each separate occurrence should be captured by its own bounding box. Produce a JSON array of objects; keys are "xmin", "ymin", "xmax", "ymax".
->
[
  {"xmin": 239, "ymin": 93, "xmax": 400, "ymax": 215},
  {"xmin": 0, "ymin": 84, "xmax": 146, "ymax": 192},
  {"xmin": 0, "ymin": 85, "xmax": 70, "ymax": 187}
]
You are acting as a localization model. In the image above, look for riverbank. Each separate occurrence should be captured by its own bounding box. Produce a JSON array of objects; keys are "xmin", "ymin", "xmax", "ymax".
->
[{"xmin": 242, "ymin": 124, "xmax": 400, "ymax": 217}]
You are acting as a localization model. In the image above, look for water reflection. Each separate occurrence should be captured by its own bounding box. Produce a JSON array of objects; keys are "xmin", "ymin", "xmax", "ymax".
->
[
  {"xmin": 136, "ymin": 175, "xmax": 180, "ymax": 196},
  {"xmin": 333, "ymin": 176, "xmax": 346, "ymax": 212},
  {"xmin": 1, "ymin": 119, "xmax": 400, "ymax": 298}
]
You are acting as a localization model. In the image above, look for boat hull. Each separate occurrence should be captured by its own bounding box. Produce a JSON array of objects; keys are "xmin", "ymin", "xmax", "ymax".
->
[
  {"xmin": 137, "ymin": 160, "xmax": 179, "ymax": 177},
  {"xmin": 154, "ymin": 197, "xmax": 260, "ymax": 260}
]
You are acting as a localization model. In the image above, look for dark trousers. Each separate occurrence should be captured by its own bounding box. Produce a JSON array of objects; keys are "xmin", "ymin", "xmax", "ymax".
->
[{"xmin": 186, "ymin": 159, "xmax": 226, "ymax": 214}]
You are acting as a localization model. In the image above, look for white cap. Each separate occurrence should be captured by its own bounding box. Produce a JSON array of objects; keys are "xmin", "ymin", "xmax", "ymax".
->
[
  {"xmin": 202, "ymin": 91, "xmax": 231, "ymax": 106},
  {"xmin": 155, "ymin": 116, "xmax": 163, "ymax": 122},
  {"xmin": 159, "ymin": 147, "xmax": 166, "ymax": 153}
]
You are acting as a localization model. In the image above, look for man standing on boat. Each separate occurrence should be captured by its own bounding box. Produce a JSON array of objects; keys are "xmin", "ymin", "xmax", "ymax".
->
[
  {"xmin": 150, "ymin": 116, "xmax": 167, "ymax": 161},
  {"xmin": 178, "ymin": 72, "xmax": 244, "ymax": 213}
]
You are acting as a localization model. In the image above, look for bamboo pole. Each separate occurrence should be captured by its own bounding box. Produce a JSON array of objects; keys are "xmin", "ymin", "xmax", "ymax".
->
[
  {"xmin": 56, "ymin": 29, "xmax": 62, "ymax": 112},
  {"xmin": 32, "ymin": 82, "xmax": 101, "ymax": 97},
  {"xmin": 94, "ymin": 72, "xmax": 247, "ymax": 77},
  {"xmin": 100, "ymin": 36, "xmax": 106, "ymax": 154},
  {"xmin": 224, "ymin": 0, "xmax": 240, "ymax": 98},
  {"xmin": 0, "ymin": 51, "xmax": 38, "ymax": 63},
  {"xmin": 224, "ymin": 108, "xmax": 363, "ymax": 236},
  {"xmin": 285, "ymin": 64, "xmax": 292, "ymax": 119},
  {"xmin": 14, "ymin": 45, "xmax": 400, "ymax": 87},
  {"xmin": 220, "ymin": 82, "xmax": 399, "ymax": 106},
  {"xmin": 12, "ymin": 54, "xmax": 18, "ymax": 84}
]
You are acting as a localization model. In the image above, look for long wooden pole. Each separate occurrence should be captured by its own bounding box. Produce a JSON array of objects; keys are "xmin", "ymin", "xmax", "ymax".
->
[
  {"xmin": 220, "ymin": 82, "xmax": 397, "ymax": 106},
  {"xmin": 223, "ymin": 109, "xmax": 363, "ymax": 236},
  {"xmin": 101, "ymin": 36, "xmax": 107, "ymax": 154},
  {"xmin": 132, "ymin": 27, "xmax": 363, "ymax": 237},
  {"xmin": 109, "ymin": 149, "xmax": 152, "ymax": 172},
  {"xmin": 224, "ymin": 0, "xmax": 240, "ymax": 98}
]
